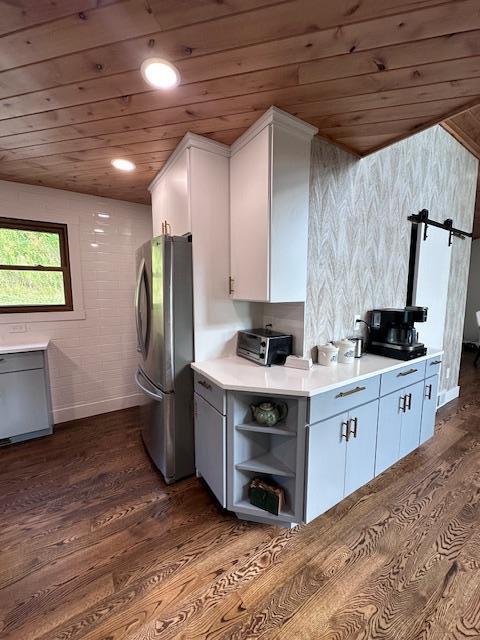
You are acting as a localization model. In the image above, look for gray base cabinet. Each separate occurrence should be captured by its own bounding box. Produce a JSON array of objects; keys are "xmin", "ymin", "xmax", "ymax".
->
[
  {"xmin": 194, "ymin": 391, "xmax": 226, "ymax": 507},
  {"xmin": 0, "ymin": 350, "xmax": 52, "ymax": 444},
  {"xmin": 420, "ymin": 375, "xmax": 439, "ymax": 444},
  {"xmin": 305, "ymin": 398, "xmax": 379, "ymax": 523},
  {"xmin": 193, "ymin": 355, "xmax": 441, "ymax": 527},
  {"xmin": 376, "ymin": 379, "xmax": 425, "ymax": 476}
]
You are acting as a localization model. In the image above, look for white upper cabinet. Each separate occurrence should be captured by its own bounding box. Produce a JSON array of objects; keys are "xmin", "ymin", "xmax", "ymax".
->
[
  {"xmin": 229, "ymin": 107, "xmax": 317, "ymax": 302},
  {"xmin": 150, "ymin": 147, "xmax": 190, "ymax": 237}
]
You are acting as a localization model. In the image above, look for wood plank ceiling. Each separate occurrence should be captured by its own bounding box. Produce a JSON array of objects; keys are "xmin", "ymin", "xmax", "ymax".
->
[
  {"xmin": 443, "ymin": 106, "xmax": 480, "ymax": 238},
  {"xmin": 0, "ymin": 0, "xmax": 480, "ymax": 205}
]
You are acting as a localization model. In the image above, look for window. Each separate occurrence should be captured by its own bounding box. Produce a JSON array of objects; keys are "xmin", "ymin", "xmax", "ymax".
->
[{"xmin": 0, "ymin": 217, "xmax": 73, "ymax": 313}]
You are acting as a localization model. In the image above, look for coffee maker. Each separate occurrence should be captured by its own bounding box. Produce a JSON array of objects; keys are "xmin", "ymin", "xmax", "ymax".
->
[{"xmin": 368, "ymin": 306, "xmax": 428, "ymax": 360}]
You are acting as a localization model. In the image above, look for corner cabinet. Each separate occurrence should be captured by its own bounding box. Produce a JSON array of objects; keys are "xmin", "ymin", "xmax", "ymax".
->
[
  {"xmin": 193, "ymin": 354, "xmax": 442, "ymax": 527},
  {"xmin": 229, "ymin": 107, "xmax": 318, "ymax": 302}
]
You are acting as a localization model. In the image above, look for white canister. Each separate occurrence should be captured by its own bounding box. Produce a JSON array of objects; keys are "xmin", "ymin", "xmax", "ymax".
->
[
  {"xmin": 335, "ymin": 338, "xmax": 355, "ymax": 364},
  {"xmin": 317, "ymin": 343, "xmax": 339, "ymax": 367}
]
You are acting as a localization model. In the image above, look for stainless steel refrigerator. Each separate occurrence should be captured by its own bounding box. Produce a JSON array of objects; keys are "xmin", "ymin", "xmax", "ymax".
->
[{"xmin": 134, "ymin": 234, "xmax": 194, "ymax": 484}]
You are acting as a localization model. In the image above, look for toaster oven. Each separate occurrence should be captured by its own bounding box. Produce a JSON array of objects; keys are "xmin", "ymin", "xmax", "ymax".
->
[{"xmin": 237, "ymin": 328, "xmax": 293, "ymax": 366}]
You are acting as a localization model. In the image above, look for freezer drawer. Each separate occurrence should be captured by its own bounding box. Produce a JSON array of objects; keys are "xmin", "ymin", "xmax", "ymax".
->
[
  {"xmin": 135, "ymin": 368, "xmax": 194, "ymax": 484},
  {"xmin": 136, "ymin": 368, "xmax": 176, "ymax": 482}
]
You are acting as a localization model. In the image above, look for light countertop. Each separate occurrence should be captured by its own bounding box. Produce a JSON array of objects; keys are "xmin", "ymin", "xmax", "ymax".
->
[
  {"xmin": 191, "ymin": 349, "xmax": 444, "ymax": 397},
  {"xmin": 0, "ymin": 336, "xmax": 50, "ymax": 355}
]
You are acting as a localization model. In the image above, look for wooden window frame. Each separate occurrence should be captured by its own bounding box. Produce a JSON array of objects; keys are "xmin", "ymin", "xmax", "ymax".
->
[{"xmin": 0, "ymin": 217, "xmax": 73, "ymax": 314}]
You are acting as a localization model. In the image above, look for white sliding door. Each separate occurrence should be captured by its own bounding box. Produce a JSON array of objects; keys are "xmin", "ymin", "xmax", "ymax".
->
[{"xmin": 412, "ymin": 223, "xmax": 452, "ymax": 350}]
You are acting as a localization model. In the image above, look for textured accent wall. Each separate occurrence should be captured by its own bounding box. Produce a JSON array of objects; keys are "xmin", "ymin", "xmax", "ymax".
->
[{"xmin": 304, "ymin": 126, "xmax": 478, "ymax": 394}]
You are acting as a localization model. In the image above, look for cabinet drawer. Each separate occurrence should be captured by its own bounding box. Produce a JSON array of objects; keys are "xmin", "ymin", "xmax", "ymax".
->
[
  {"xmin": 194, "ymin": 372, "xmax": 226, "ymax": 415},
  {"xmin": 380, "ymin": 361, "xmax": 426, "ymax": 397},
  {"xmin": 308, "ymin": 375, "xmax": 380, "ymax": 424},
  {"xmin": 425, "ymin": 355, "xmax": 442, "ymax": 377},
  {"xmin": 0, "ymin": 351, "xmax": 44, "ymax": 375}
]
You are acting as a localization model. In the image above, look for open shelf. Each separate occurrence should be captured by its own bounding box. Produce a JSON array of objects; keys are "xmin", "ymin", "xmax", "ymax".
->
[
  {"xmin": 235, "ymin": 422, "xmax": 296, "ymax": 437},
  {"xmin": 233, "ymin": 499, "xmax": 295, "ymax": 522},
  {"xmin": 235, "ymin": 452, "xmax": 295, "ymax": 477}
]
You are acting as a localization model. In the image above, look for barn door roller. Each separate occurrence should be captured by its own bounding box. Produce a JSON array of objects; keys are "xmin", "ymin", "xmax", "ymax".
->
[{"xmin": 407, "ymin": 209, "xmax": 473, "ymax": 246}]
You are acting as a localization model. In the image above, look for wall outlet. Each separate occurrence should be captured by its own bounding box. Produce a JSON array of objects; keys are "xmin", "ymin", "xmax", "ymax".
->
[
  {"xmin": 445, "ymin": 367, "xmax": 450, "ymax": 380},
  {"xmin": 8, "ymin": 323, "xmax": 26, "ymax": 333}
]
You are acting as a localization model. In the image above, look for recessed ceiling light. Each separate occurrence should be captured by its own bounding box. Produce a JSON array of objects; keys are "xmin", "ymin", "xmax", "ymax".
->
[
  {"xmin": 111, "ymin": 158, "xmax": 136, "ymax": 171},
  {"xmin": 93, "ymin": 228, "xmax": 105, "ymax": 233},
  {"xmin": 97, "ymin": 212, "xmax": 110, "ymax": 218},
  {"xmin": 90, "ymin": 243, "xmax": 99, "ymax": 248},
  {"xmin": 140, "ymin": 58, "xmax": 180, "ymax": 89}
]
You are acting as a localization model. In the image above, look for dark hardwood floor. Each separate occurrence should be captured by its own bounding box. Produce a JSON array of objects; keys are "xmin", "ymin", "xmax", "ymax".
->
[{"xmin": 1, "ymin": 355, "xmax": 480, "ymax": 640}]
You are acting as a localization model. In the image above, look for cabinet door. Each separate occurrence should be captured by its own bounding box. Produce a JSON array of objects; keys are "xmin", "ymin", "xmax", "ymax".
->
[
  {"xmin": 399, "ymin": 381, "xmax": 424, "ymax": 458},
  {"xmin": 420, "ymin": 375, "xmax": 439, "ymax": 445},
  {"xmin": 269, "ymin": 125, "xmax": 310, "ymax": 302},
  {"xmin": 305, "ymin": 413, "xmax": 347, "ymax": 523},
  {"xmin": 344, "ymin": 400, "xmax": 379, "ymax": 497},
  {"xmin": 151, "ymin": 148, "xmax": 190, "ymax": 237},
  {"xmin": 0, "ymin": 369, "xmax": 49, "ymax": 438},
  {"xmin": 375, "ymin": 391, "xmax": 403, "ymax": 476},
  {"xmin": 230, "ymin": 126, "xmax": 270, "ymax": 301},
  {"xmin": 194, "ymin": 393, "xmax": 226, "ymax": 507}
]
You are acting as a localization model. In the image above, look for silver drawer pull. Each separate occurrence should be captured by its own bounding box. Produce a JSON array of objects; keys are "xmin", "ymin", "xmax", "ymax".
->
[
  {"xmin": 335, "ymin": 385, "xmax": 366, "ymax": 399},
  {"xmin": 430, "ymin": 360, "xmax": 442, "ymax": 365},
  {"xmin": 198, "ymin": 379, "xmax": 212, "ymax": 391},
  {"xmin": 397, "ymin": 368, "xmax": 418, "ymax": 377}
]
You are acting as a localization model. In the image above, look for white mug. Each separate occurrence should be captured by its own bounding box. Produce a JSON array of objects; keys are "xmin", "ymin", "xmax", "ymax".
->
[{"xmin": 317, "ymin": 343, "xmax": 339, "ymax": 367}]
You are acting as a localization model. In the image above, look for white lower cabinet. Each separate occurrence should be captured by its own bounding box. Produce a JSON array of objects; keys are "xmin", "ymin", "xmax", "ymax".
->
[
  {"xmin": 194, "ymin": 392, "xmax": 226, "ymax": 507},
  {"xmin": 305, "ymin": 399, "xmax": 379, "ymax": 523}
]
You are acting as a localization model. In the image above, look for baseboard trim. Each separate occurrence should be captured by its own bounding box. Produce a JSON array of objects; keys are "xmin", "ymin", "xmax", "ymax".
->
[
  {"xmin": 53, "ymin": 393, "xmax": 146, "ymax": 424},
  {"xmin": 437, "ymin": 385, "xmax": 460, "ymax": 408}
]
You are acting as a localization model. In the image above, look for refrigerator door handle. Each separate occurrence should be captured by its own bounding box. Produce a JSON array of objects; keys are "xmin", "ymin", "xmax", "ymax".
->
[
  {"xmin": 135, "ymin": 258, "xmax": 147, "ymax": 356},
  {"xmin": 135, "ymin": 369, "xmax": 165, "ymax": 402}
]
